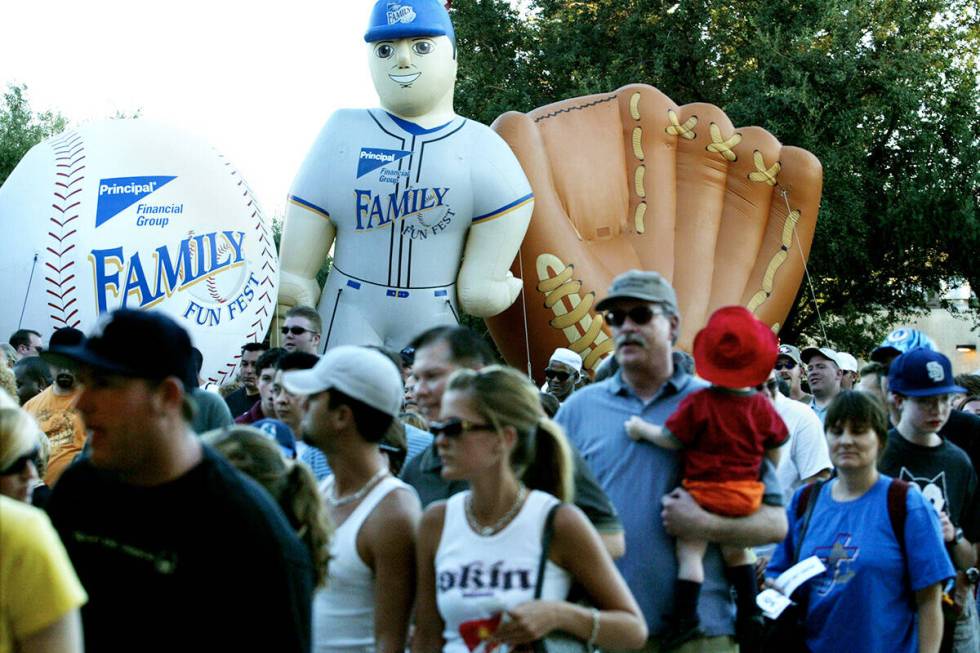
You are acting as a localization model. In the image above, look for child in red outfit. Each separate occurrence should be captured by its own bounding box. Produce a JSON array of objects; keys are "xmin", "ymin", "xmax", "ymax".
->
[{"xmin": 626, "ymin": 306, "xmax": 787, "ymax": 651}]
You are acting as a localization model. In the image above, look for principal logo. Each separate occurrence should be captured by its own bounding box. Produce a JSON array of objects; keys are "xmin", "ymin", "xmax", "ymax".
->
[
  {"xmin": 386, "ymin": 2, "xmax": 417, "ymax": 25},
  {"xmin": 357, "ymin": 148, "xmax": 411, "ymax": 178},
  {"xmin": 96, "ymin": 176, "xmax": 176, "ymax": 227}
]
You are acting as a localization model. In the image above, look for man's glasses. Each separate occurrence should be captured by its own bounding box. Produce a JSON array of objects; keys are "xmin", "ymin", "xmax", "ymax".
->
[
  {"xmin": 544, "ymin": 368, "xmax": 571, "ymax": 382},
  {"xmin": 774, "ymin": 360, "xmax": 797, "ymax": 371},
  {"xmin": 430, "ymin": 417, "xmax": 494, "ymax": 439},
  {"xmin": 0, "ymin": 448, "xmax": 39, "ymax": 476},
  {"xmin": 281, "ymin": 326, "xmax": 318, "ymax": 336},
  {"xmin": 604, "ymin": 305, "xmax": 662, "ymax": 328}
]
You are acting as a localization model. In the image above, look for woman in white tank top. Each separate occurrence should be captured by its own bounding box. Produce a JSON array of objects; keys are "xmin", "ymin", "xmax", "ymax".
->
[{"xmin": 412, "ymin": 366, "xmax": 647, "ymax": 653}]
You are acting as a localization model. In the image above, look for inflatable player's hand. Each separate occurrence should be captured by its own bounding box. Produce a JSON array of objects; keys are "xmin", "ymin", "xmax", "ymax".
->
[
  {"xmin": 457, "ymin": 198, "xmax": 533, "ymax": 318},
  {"xmin": 274, "ymin": 271, "xmax": 321, "ymax": 341},
  {"xmin": 484, "ymin": 84, "xmax": 823, "ymax": 381}
]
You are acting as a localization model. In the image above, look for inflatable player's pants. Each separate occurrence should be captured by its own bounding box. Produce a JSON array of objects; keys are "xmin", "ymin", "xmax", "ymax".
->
[{"xmin": 317, "ymin": 264, "xmax": 460, "ymax": 353}]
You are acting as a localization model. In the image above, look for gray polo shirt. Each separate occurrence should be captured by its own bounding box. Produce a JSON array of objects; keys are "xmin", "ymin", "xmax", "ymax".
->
[{"xmin": 556, "ymin": 366, "xmax": 783, "ymax": 637}]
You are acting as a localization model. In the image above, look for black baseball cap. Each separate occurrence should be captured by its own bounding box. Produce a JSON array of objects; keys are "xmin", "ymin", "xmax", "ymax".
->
[{"xmin": 43, "ymin": 309, "xmax": 197, "ymax": 390}]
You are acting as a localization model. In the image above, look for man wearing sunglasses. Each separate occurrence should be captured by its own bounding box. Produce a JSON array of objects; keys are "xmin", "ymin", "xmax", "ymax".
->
[
  {"xmin": 544, "ymin": 347, "xmax": 583, "ymax": 403},
  {"xmin": 281, "ymin": 305, "xmax": 322, "ymax": 354},
  {"xmin": 774, "ymin": 344, "xmax": 813, "ymax": 405},
  {"xmin": 556, "ymin": 269, "xmax": 788, "ymax": 653}
]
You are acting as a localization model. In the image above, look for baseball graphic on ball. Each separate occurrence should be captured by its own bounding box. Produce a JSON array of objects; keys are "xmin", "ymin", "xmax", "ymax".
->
[{"xmin": 0, "ymin": 119, "xmax": 278, "ymax": 385}]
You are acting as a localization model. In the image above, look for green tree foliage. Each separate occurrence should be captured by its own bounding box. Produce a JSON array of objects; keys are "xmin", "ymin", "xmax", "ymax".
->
[
  {"xmin": 450, "ymin": 0, "xmax": 980, "ymax": 354},
  {"xmin": 0, "ymin": 84, "xmax": 68, "ymax": 187}
]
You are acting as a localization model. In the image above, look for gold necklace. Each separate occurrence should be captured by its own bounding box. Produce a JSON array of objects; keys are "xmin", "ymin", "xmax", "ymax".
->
[{"xmin": 465, "ymin": 484, "xmax": 528, "ymax": 536}]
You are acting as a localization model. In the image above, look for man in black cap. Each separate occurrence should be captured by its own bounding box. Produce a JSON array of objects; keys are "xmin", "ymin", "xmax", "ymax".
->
[{"xmin": 44, "ymin": 309, "xmax": 314, "ymax": 653}]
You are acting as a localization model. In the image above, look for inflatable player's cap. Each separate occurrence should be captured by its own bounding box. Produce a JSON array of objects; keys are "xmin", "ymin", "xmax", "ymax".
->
[{"xmin": 364, "ymin": 0, "xmax": 455, "ymax": 43}]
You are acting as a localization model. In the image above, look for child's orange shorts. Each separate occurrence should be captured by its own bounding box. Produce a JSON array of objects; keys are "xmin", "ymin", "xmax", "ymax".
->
[{"xmin": 682, "ymin": 479, "xmax": 764, "ymax": 517}]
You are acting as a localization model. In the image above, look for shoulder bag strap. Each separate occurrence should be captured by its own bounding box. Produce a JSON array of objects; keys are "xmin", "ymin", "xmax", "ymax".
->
[
  {"xmin": 533, "ymin": 503, "xmax": 562, "ymax": 599},
  {"xmin": 793, "ymin": 480, "xmax": 826, "ymax": 563}
]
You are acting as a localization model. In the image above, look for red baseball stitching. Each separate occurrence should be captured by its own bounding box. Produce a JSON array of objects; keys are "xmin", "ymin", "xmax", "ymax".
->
[
  {"xmin": 212, "ymin": 154, "xmax": 278, "ymax": 379},
  {"xmin": 46, "ymin": 132, "xmax": 84, "ymax": 328}
]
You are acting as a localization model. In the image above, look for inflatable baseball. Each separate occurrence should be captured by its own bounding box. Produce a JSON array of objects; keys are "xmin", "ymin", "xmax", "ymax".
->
[
  {"xmin": 485, "ymin": 84, "xmax": 824, "ymax": 380},
  {"xmin": 0, "ymin": 119, "xmax": 278, "ymax": 385},
  {"xmin": 277, "ymin": 0, "xmax": 533, "ymax": 352}
]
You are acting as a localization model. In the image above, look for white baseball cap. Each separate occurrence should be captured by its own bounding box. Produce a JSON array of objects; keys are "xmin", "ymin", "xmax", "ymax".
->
[
  {"xmin": 282, "ymin": 346, "xmax": 403, "ymax": 417},
  {"xmin": 801, "ymin": 346, "xmax": 841, "ymax": 368},
  {"xmin": 548, "ymin": 347, "xmax": 583, "ymax": 373},
  {"xmin": 836, "ymin": 352, "xmax": 859, "ymax": 374}
]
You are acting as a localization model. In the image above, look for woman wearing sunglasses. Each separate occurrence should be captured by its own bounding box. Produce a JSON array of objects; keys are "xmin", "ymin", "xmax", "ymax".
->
[
  {"xmin": 412, "ymin": 366, "xmax": 647, "ymax": 653},
  {"xmin": 1, "ymin": 406, "xmax": 87, "ymax": 652}
]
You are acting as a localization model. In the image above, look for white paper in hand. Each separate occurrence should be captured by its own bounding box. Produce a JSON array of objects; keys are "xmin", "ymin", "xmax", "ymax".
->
[{"xmin": 757, "ymin": 555, "xmax": 827, "ymax": 618}]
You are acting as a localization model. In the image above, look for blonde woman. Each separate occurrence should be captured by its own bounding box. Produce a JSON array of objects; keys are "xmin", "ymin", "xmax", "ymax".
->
[
  {"xmin": 412, "ymin": 366, "xmax": 647, "ymax": 653},
  {"xmin": 1, "ymin": 406, "xmax": 86, "ymax": 653},
  {"xmin": 0, "ymin": 407, "xmax": 47, "ymax": 503},
  {"xmin": 205, "ymin": 426, "xmax": 331, "ymax": 587}
]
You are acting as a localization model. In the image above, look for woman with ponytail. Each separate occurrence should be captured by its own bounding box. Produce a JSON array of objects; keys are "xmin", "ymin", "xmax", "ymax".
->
[
  {"xmin": 205, "ymin": 426, "xmax": 331, "ymax": 587},
  {"xmin": 412, "ymin": 365, "xmax": 647, "ymax": 653}
]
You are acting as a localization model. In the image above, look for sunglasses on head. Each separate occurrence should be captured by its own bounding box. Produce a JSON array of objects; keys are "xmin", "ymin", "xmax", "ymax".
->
[
  {"xmin": 774, "ymin": 360, "xmax": 797, "ymax": 371},
  {"xmin": 1, "ymin": 448, "xmax": 39, "ymax": 476},
  {"xmin": 281, "ymin": 326, "xmax": 317, "ymax": 336},
  {"xmin": 430, "ymin": 417, "xmax": 494, "ymax": 439},
  {"xmin": 544, "ymin": 368, "xmax": 572, "ymax": 382},
  {"xmin": 604, "ymin": 305, "xmax": 663, "ymax": 328}
]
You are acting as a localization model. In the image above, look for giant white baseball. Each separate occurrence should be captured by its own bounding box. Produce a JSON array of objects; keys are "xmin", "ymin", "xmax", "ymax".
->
[{"xmin": 0, "ymin": 119, "xmax": 278, "ymax": 385}]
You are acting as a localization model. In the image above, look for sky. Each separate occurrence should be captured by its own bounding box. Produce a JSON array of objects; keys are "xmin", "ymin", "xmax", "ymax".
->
[{"xmin": 0, "ymin": 0, "xmax": 381, "ymax": 217}]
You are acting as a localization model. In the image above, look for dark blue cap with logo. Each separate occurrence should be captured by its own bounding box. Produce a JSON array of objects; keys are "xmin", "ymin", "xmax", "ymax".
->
[
  {"xmin": 887, "ymin": 348, "xmax": 966, "ymax": 397},
  {"xmin": 364, "ymin": 0, "xmax": 455, "ymax": 42},
  {"xmin": 252, "ymin": 419, "xmax": 297, "ymax": 459},
  {"xmin": 43, "ymin": 309, "xmax": 197, "ymax": 391}
]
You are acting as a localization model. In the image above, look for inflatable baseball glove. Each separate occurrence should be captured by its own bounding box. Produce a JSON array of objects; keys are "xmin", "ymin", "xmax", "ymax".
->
[{"xmin": 485, "ymin": 84, "xmax": 823, "ymax": 381}]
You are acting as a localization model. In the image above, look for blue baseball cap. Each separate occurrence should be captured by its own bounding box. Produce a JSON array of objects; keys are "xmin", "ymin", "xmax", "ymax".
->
[
  {"xmin": 887, "ymin": 349, "xmax": 966, "ymax": 397},
  {"xmin": 252, "ymin": 419, "xmax": 297, "ymax": 460},
  {"xmin": 364, "ymin": 0, "xmax": 455, "ymax": 42},
  {"xmin": 870, "ymin": 327, "xmax": 936, "ymax": 363}
]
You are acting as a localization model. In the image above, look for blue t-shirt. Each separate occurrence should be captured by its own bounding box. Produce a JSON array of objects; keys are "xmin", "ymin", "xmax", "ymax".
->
[{"xmin": 767, "ymin": 476, "xmax": 953, "ymax": 653}]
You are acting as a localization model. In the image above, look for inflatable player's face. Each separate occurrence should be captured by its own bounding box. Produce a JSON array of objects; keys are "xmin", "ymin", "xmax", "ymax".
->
[{"xmin": 368, "ymin": 34, "xmax": 457, "ymax": 118}]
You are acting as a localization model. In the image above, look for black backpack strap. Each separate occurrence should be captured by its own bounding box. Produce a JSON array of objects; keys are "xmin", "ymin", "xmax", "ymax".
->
[
  {"xmin": 793, "ymin": 480, "xmax": 826, "ymax": 562},
  {"xmin": 533, "ymin": 502, "xmax": 562, "ymax": 599},
  {"xmin": 887, "ymin": 479, "xmax": 911, "ymax": 557}
]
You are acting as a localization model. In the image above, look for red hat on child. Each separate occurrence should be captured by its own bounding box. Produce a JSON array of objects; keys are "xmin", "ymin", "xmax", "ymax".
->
[{"xmin": 692, "ymin": 306, "xmax": 778, "ymax": 387}]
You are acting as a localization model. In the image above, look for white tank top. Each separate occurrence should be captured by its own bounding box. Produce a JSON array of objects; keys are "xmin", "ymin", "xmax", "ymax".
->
[
  {"xmin": 436, "ymin": 490, "xmax": 573, "ymax": 653},
  {"xmin": 313, "ymin": 474, "xmax": 411, "ymax": 653}
]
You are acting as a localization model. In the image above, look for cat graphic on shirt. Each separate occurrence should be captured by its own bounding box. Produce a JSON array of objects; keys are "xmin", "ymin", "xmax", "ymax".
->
[{"xmin": 898, "ymin": 468, "xmax": 947, "ymax": 513}]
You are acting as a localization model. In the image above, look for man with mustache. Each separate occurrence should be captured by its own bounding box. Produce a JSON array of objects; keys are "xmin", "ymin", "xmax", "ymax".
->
[
  {"xmin": 774, "ymin": 344, "xmax": 812, "ymax": 404},
  {"xmin": 556, "ymin": 270, "xmax": 788, "ymax": 653},
  {"xmin": 22, "ymin": 327, "xmax": 87, "ymax": 486}
]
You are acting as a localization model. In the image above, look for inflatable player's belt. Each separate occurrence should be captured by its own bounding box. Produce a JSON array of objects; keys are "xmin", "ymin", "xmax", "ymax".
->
[{"xmin": 485, "ymin": 84, "xmax": 823, "ymax": 381}]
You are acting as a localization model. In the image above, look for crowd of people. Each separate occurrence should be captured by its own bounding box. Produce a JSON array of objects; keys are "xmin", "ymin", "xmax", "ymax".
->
[{"xmin": 2, "ymin": 269, "xmax": 979, "ymax": 653}]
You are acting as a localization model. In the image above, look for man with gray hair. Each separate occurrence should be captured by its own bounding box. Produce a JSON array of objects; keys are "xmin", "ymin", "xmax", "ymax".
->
[{"xmin": 556, "ymin": 269, "xmax": 787, "ymax": 652}]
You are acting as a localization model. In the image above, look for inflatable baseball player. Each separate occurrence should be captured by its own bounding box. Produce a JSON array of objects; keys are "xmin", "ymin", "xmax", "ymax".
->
[{"xmin": 277, "ymin": 0, "xmax": 534, "ymax": 351}]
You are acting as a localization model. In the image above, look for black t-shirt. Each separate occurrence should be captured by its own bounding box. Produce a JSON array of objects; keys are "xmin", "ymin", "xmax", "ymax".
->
[
  {"xmin": 401, "ymin": 442, "xmax": 624, "ymax": 533},
  {"xmin": 47, "ymin": 445, "xmax": 314, "ymax": 653},
  {"xmin": 941, "ymin": 409, "xmax": 980, "ymax": 472},
  {"xmin": 224, "ymin": 385, "xmax": 258, "ymax": 420},
  {"xmin": 879, "ymin": 430, "xmax": 980, "ymax": 543}
]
